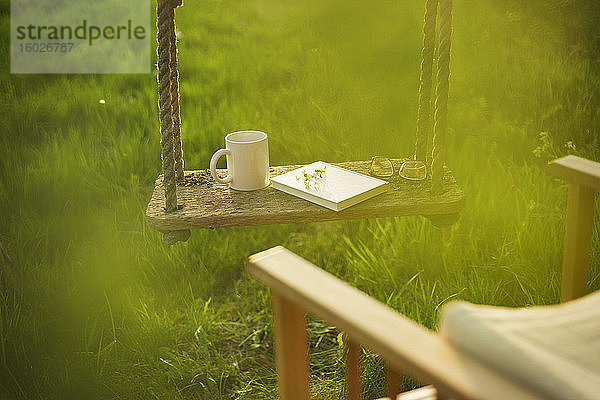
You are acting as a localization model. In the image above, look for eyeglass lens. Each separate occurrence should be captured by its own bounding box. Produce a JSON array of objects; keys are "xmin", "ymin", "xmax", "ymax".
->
[
  {"xmin": 399, "ymin": 161, "xmax": 427, "ymax": 180},
  {"xmin": 370, "ymin": 157, "xmax": 394, "ymax": 177}
]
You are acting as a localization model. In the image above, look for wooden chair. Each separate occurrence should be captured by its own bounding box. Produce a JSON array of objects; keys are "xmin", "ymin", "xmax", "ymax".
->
[{"xmin": 247, "ymin": 155, "xmax": 600, "ymax": 400}]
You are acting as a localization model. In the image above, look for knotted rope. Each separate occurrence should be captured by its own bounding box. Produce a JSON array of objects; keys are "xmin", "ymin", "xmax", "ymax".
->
[
  {"xmin": 157, "ymin": 0, "xmax": 190, "ymax": 244},
  {"xmin": 414, "ymin": 0, "xmax": 438, "ymax": 162},
  {"xmin": 157, "ymin": 0, "xmax": 178, "ymax": 212},
  {"xmin": 157, "ymin": 0, "xmax": 184, "ymax": 212},
  {"xmin": 431, "ymin": 0, "xmax": 452, "ymax": 193},
  {"xmin": 168, "ymin": 7, "xmax": 185, "ymax": 181},
  {"xmin": 162, "ymin": 229, "xmax": 191, "ymax": 246}
]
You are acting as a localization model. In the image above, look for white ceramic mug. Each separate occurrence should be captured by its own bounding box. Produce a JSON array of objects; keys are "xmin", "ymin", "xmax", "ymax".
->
[{"xmin": 209, "ymin": 130, "xmax": 270, "ymax": 191}]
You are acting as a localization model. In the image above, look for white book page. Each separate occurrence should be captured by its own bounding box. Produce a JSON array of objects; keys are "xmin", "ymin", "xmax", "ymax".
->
[{"xmin": 271, "ymin": 161, "xmax": 387, "ymax": 204}]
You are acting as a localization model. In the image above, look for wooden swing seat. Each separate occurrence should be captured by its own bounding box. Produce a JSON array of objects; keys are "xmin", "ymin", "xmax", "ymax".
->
[
  {"xmin": 148, "ymin": 0, "xmax": 457, "ymax": 243},
  {"xmin": 145, "ymin": 159, "xmax": 464, "ymax": 231}
]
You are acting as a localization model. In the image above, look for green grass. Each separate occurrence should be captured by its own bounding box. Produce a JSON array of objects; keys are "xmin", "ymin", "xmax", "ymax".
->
[{"xmin": 1, "ymin": 0, "xmax": 599, "ymax": 398}]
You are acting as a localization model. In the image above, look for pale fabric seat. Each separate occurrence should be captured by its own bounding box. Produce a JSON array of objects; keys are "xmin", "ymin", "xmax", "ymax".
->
[{"xmin": 440, "ymin": 291, "xmax": 600, "ymax": 400}]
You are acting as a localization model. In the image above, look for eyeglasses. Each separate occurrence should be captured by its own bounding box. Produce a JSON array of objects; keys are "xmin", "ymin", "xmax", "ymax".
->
[{"xmin": 369, "ymin": 156, "xmax": 427, "ymax": 181}]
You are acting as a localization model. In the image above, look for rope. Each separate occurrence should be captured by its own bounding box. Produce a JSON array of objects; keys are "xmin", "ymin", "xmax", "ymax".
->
[
  {"xmin": 168, "ymin": 5, "xmax": 184, "ymax": 181},
  {"xmin": 414, "ymin": 0, "xmax": 438, "ymax": 162},
  {"xmin": 157, "ymin": 0, "xmax": 177, "ymax": 211},
  {"xmin": 431, "ymin": 0, "xmax": 452, "ymax": 193},
  {"xmin": 156, "ymin": 0, "xmax": 190, "ymax": 245}
]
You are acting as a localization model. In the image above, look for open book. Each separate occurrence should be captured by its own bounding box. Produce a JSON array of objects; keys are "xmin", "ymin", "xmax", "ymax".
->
[{"xmin": 270, "ymin": 161, "xmax": 389, "ymax": 211}]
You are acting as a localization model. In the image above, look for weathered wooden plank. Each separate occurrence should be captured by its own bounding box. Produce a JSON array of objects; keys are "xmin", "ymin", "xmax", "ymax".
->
[{"xmin": 146, "ymin": 160, "xmax": 464, "ymax": 231}]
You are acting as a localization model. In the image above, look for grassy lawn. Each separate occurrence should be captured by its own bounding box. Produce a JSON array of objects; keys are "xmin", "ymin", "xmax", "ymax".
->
[{"xmin": 1, "ymin": 0, "xmax": 599, "ymax": 398}]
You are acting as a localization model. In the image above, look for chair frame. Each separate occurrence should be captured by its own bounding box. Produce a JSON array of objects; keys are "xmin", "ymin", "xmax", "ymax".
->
[
  {"xmin": 247, "ymin": 155, "xmax": 599, "ymax": 400},
  {"xmin": 547, "ymin": 156, "xmax": 599, "ymax": 302}
]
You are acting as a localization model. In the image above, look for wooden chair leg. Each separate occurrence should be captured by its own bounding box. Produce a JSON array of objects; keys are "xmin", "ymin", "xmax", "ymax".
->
[
  {"xmin": 346, "ymin": 339, "xmax": 361, "ymax": 400},
  {"xmin": 386, "ymin": 363, "xmax": 401, "ymax": 398},
  {"xmin": 272, "ymin": 291, "xmax": 310, "ymax": 400},
  {"xmin": 561, "ymin": 183, "xmax": 595, "ymax": 302}
]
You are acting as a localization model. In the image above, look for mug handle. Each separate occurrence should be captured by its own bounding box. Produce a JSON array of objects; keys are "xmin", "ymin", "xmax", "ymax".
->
[{"xmin": 210, "ymin": 149, "xmax": 233, "ymax": 184}]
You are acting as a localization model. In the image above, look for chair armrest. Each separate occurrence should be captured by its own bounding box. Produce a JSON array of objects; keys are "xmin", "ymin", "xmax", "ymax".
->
[
  {"xmin": 248, "ymin": 246, "xmax": 544, "ymax": 400},
  {"xmin": 547, "ymin": 155, "xmax": 600, "ymax": 190}
]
